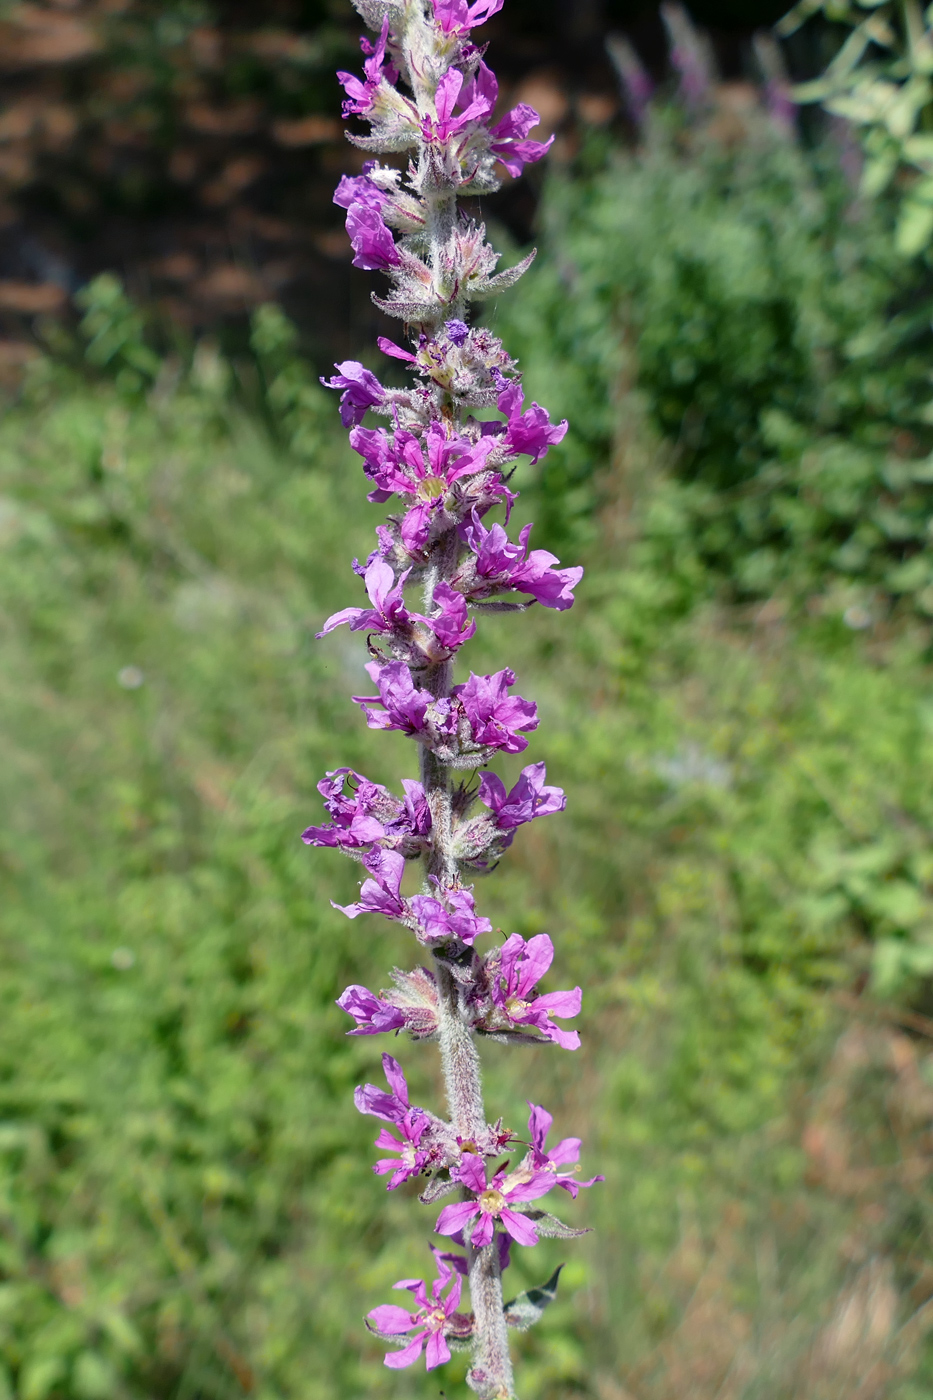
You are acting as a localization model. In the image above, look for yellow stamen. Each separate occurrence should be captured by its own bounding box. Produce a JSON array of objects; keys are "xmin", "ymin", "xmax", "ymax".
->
[{"xmin": 417, "ymin": 476, "xmax": 446, "ymax": 500}]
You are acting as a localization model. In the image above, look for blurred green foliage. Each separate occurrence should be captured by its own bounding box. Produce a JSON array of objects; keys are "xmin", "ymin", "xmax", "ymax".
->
[
  {"xmin": 0, "ymin": 291, "xmax": 932, "ymax": 1396},
  {"xmin": 495, "ymin": 115, "xmax": 933, "ymax": 617}
]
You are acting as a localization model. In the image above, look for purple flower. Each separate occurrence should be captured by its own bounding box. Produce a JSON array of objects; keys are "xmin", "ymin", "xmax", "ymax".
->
[
  {"xmin": 432, "ymin": 0, "xmax": 504, "ymax": 35},
  {"xmin": 460, "ymin": 512, "xmax": 583, "ymax": 610},
  {"xmin": 489, "ymin": 103, "xmax": 554, "ymax": 178},
  {"xmin": 316, "ymin": 557, "xmax": 411, "ymax": 637},
  {"xmin": 445, "ymin": 319, "xmax": 469, "ymax": 346},
  {"xmin": 409, "ymin": 884, "xmax": 492, "ymax": 947},
  {"xmin": 377, "ymin": 334, "xmax": 417, "ymax": 364},
  {"xmin": 356, "ymin": 421, "xmax": 498, "ymax": 504},
  {"xmin": 354, "ymin": 660, "xmax": 435, "ymax": 736},
  {"xmin": 337, "ymin": 17, "xmax": 396, "ymax": 118},
  {"xmin": 373, "ymin": 1111, "xmax": 432, "ymax": 1188},
  {"xmin": 354, "ymin": 1051, "xmax": 414, "ymax": 1122},
  {"xmin": 524, "ymin": 1103, "xmax": 603, "ymax": 1198},
  {"xmin": 498, "ymin": 381, "xmax": 567, "ymax": 464},
  {"xmin": 320, "ymin": 360, "xmax": 387, "ymax": 428},
  {"xmin": 489, "ymin": 933, "xmax": 581, "ymax": 1049},
  {"xmin": 345, "ymin": 203, "xmax": 399, "ymax": 271},
  {"xmin": 425, "ymin": 67, "xmax": 495, "ymax": 143},
  {"xmin": 302, "ymin": 768, "xmax": 431, "ymax": 858},
  {"xmin": 367, "ymin": 1251, "xmax": 463, "ymax": 1371},
  {"xmin": 435, "ymin": 1153, "xmax": 554, "ymax": 1247},
  {"xmin": 337, "ymin": 984, "xmax": 407, "ymax": 1036},
  {"xmin": 414, "ymin": 581, "xmax": 476, "ymax": 653},
  {"xmin": 338, "ymin": 966, "xmax": 440, "ymax": 1039},
  {"xmin": 301, "ymin": 768, "xmax": 387, "ymax": 851},
  {"xmin": 333, "ymin": 173, "xmax": 387, "ymax": 212},
  {"xmin": 400, "ymin": 779, "xmax": 432, "ymax": 837},
  {"xmin": 478, "ymin": 762, "xmax": 566, "ymax": 831},
  {"xmin": 453, "ymin": 668, "xmax": 538, "ymax": 754},
  {"xmin": 332, "ymin": 847, "xmax": 406, "ymax": 920}
]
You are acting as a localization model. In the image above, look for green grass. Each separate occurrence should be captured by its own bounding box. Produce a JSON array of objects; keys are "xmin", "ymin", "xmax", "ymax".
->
[{"xmin": 0, "ymin": 345, "xmax": 932, "ymax": 1399}]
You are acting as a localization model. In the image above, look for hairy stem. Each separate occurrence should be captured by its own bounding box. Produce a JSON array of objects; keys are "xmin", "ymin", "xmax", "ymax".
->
[
  {"xmin": 467, "ymin": 1243, "xmax": 516, "ymax": 1400},
  {"xmin": 419, "ymin": 542, "xmax": 515, "ymax": 1398}
]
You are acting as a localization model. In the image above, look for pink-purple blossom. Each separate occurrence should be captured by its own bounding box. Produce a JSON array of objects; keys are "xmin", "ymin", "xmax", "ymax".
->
[
  {"xmin": 408, "ymin": 883, "xmax": 492, "ymax": 947},
  {"xmin": 337, "ymin": 17, "xmax": 396, "ymax": 118},
  {"xmin": 333, "ymin": 847, "xmax": 407, "ymax": 920},
  {"xmin": 497, "ymin": 380, "xmax": 568, "ymax": 463},
  {"xmin": 413, "ymin": 581, "xmax": 476, "ymax": 652},
  {"xmin": 301, "ymin": 768, "xmax": 430, "ymax": 857},
  {"xmin": 333, "ymin": 172, "xmax": 387, "ymax": 212},
  {"xmin": 338, "ymin": 966, "xmax": 440, "ymax": 1039},
  {"xmin": 425, "ymin": 67, "xmax": 495, "ymax": 142},
  {"xmin": 316, "ymin": 557, "xmax": 410, "ymax": 638},
  {"xmin": 435, "ymin": 1152, "xmax": 554, "ymax": 1247},
  {"xmin": 354, "ymin": 660, "xmax": 438, "ymax": 737},
  {"xmin": 489, "ymin": 933, "xmax": 582, "ymax": 1049},
  {"xmin": 478, "ymin": 762, "xmax": 566, "ymax": 831},
  {"xmin": 350, "ymin": 420, "xmax": 498, "ymax": 506},
  {"xmin": 345, "ymin": 203, "xmax": 399, "ymax": 271},
  {"xmin": 337, "ymin": 984, "xmax": 407, "ymax": 1036},
  {"xmin": 489, "ymin": 103, "xmax": 554, "ymax": 178},
  {"xmin": 432, "ymin": 0, "xmax": 504, "ymax": 34},
  {"xmin": 320, "ymin": 360, "xmax": 387, "ymax": 427},
  {"xmin": 524, "ymin": 1103, "xmax": 603, "ymax": 1197},
  {"xmin": 453, "ymin": 668, "xmax": 538, "ymax": 754},
  {"xmin": 373, "ymin": 1111, "xmax": 432, "ymax": 1188},
  {"xmin": 367, "ymin": 1251, "xmax": 464, "ymax": 1371},
  {"xmin": 460, "ymin": 512, "xmax": 583, "ymax": 610}
]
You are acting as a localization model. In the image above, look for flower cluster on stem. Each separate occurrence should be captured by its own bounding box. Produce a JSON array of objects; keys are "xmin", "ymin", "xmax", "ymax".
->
[{"xmin": 305, "ymin": 3, "xmax": 599, "ymax": 1394}]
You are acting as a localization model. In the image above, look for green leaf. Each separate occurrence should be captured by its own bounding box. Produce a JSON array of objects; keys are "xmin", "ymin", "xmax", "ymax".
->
[
  {"xmin": 896, "ymin": 197, "xmax": 933, "ymax": 254},
  {"xmin": 20, "ymin": 1357, "xmax": 66, "ymax": 1400},
  {"xmin": 517, "ymin": 1209, "xmax": 590, "ymax": 1239},
  {"xmin": 503, "ymin": 1266, "xmax": 564, "ymax": 1331},
  {"xmin": 777, "ymin": 0, "xmax": 836, "ymax": 38}
]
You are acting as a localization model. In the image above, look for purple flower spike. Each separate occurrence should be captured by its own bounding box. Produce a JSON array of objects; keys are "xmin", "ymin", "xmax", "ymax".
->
[
  {"xmin": 337, "ymin": 984, "xmax": 406, "ymax": 1036},
  {"xmin": 306, "ymin": 1, "xmax": 596, "ymax": 1386},
  {"xmin": 490, "ymin": 932, "xmax": 582, "ymax": 1049},
  {"xmin": 479, "ymin": 762, "xmax": 566, "ymax": 831},
  {"xmin": 317, "ymin": 557, "xmax": 411, "ymax": 638},
  {"xmin": 320, "ymin": 360, "xmax": 387, "ymax": 428},
  {"xmin": 436, "ymin": 1153, "xmax": 554, "ymax": 1248},
  {"xmin": 525, "ymin": 1103, "xmax": 603, "ymax": 1197},
  {"xmin": 367, "ymin": 1251, "xmax": 463, "ymax": 1371},
  {"xmin": 332, "ymin": 847, "xmax": 406, "ymax": 920},
  {"xmin": 454, "ymin": 668, "xmax": 538, "ymax": 754}
]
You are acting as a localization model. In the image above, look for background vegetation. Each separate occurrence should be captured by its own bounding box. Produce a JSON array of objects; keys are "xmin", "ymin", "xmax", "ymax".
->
[{"xmin": 1, "ymin": 5, "xmax": 933, "ymax": 1400}]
